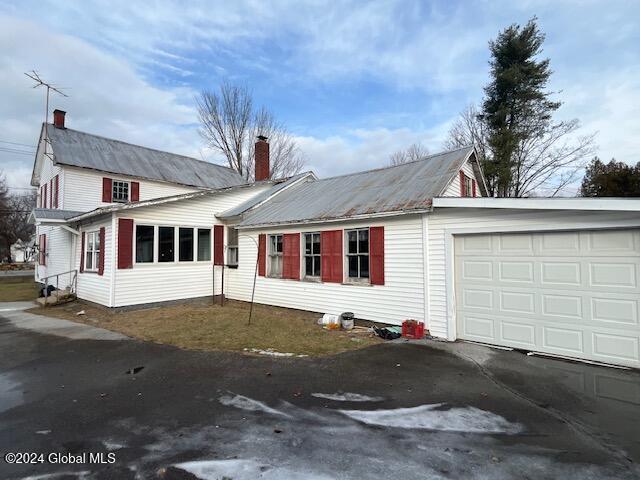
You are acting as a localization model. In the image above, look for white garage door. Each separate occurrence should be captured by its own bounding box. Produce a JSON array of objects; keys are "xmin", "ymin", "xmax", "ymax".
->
[{"xmin": 455, "ymin": 229, "xmax": 640, "ymax": 368}]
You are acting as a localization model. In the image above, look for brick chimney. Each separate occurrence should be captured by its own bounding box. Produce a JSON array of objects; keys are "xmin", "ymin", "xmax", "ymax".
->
[
  {"xmin": 255, "ymin": 135, "xmax": 270, "ymax": 181},
  {"xmin": 53, "ymin": 109, "xmax": 66, "ymax": 129}
]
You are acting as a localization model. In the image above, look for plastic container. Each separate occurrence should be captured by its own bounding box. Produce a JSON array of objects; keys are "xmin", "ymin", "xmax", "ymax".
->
[
  {"xmin": 402, "ymin": 320, "xmax": 425, "ymax": 339},
  {"xmin": 341, "ymin": 312, "xmax": 355, "ymax": 330},
  {"xmin": 320, "ymin": 314, "xmax": 340, "ymax": 328}
]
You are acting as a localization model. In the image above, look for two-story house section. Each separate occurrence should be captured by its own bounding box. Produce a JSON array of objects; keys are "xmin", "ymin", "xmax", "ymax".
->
[{"xmin": 29, "ymin": 110, "xmax": 290, "ymax": 299}]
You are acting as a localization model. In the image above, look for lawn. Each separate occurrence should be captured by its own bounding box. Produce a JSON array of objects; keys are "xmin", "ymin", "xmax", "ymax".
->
[
  {"xmin": 27, "ymin": 298, "xmax": 381, "ymax": 356},
  {"xmin": 0, "ymin": 276, "xmax": 39, "ymax": 302}
]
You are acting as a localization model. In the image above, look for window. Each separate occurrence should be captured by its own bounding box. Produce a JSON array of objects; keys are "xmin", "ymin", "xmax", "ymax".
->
[
  {"xmin": 136, "ymin": 225, "xmax": 154, "ymax": 263},
  {"xmin": 112, "ymin": 180, "xmax": 129, "ymax": 202},
  {"xmin": 304, "ymin": 233, "xmax": 321, "ymax": 278},
  {"xmin": 268, "ymin": 234, "xmax": 283, "ymax": 278},
  {"xmin": 198, "ymin": 228, "xmax": 211, "ymax": 261},
  {"xmin": 85, "ymin": 231, "xmax": 101, "ymax": 272},
  {"xmin": 158, "ymin": 227, "xmax": 175, "ymax": 262},
  {"xmin": 346, "ymin": 228, "xmax": 369, "ymax": 281},
  {"xmin": 179, "ymin": 228, "xmax": 194, "ymax": 261},
  {"xmin": 227, "ymin": 227, "xmax": 238, "ymax": 266},
  {"xmin": 463, "ymin": 175, "xmax": 473, "ymax": 197}
]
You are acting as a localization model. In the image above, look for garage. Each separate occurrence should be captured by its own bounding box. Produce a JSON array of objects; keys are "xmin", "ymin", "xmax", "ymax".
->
[{"xmin": 454, "ymin": 229, "xmax": 640, "ymax": 368}]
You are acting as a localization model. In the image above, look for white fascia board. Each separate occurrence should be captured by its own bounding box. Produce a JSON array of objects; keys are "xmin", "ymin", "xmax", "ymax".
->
[{"xmin": 433, "ymin": 197, "xmax": 640, "ymax": 212}]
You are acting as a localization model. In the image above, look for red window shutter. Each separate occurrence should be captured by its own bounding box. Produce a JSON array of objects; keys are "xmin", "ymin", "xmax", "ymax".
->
[
  {"xmin": 80, "ymin": 232, "xmax": 85, "ymax": 272},
  {"xmin": 49, "ymin": 179, "xmax": 53, "ymax": 207},
  {"xmin": 321, "ymin": 230, "xmax": 343, "ymax": 283},
  {"xmin": 370, "ymin": 226, "xmax": 385, "ymax": 285},
  {"xmin": 117, "ymin": 218, "xmax": 134, "ymax": 269},
  {"xmin": 472, "ymin": 179, "xmax": 477, "ymax": 197},
  {"xmin": 459, "ymin": 171, "xmax": 466, "ymax": 197},
  {"xmin": 98, "ymin": 227, "xmax": 106, "ymax": 276},
  {"xmin": 42, "ymin": 235, "xmax": 46, "ymax": 266},
  {"xmin": 102, "ymin": 178, "xmax": 112, "ymax": 203},
  {"xmin": 283, "ymin": 233, "xmax": 300, "ymax": 280},
  {"xmin": 131, "ymin": 181, "xmax": 140, "ymax": 202},
  {"xmin": 213, "ymin": 225, "xmax": 224, "ymax": 265},
  {"xmin": 54, "ymin": 175, "xmax": 59, "ymax": 208},
  {"xmin": 258, "ymin": 234, "xmax": 266, "ymax": 276},
  {"xmin": 43, "ymin": 183, "xmax": 47, "ymax": 208}
]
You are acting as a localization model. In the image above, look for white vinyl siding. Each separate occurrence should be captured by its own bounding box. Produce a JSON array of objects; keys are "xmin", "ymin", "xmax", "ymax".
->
[
  {"xmin": 62, "ymin": 166, "xmax": 200, "ymax": 211},
  {"xmin": 427, "ymin": 208, "xmax": 640, "ymax": 340},
  {"xmin": 35, "ymin": 225, "xmax": 73, "ymax": 284},
  {"xmin": 225, "ymin": 215, "xmax": 425, "ymax": 326},
  {"xmin": 112, "ymin": 185, "xmax": 271, "ymax": 306},
  {"xmin": 74, "ymin": 219, "xmax": 112, "ymax": 306},
  {"xmin": 442, "ymin": 160, "xmax": 478, "ymax": 197}
]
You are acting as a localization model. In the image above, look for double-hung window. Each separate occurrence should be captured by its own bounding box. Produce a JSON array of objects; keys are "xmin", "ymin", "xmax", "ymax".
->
[
  {"xmin": 227, "ymin": 227, "xmax": 239, "ymax": 266},
  {"xmin": 158, "ymin": 227, "xmax": 175, "ymax": 262},
  {"xmin": 179, "ymin": 228, "xmax": 194, "ymax": 262},
  {"xmin": 85, "ymin": 231, "xmax": 101, "ymax": 272},
  {"xmin": 136, "ymin": 225, "xmax": 154, "ymax": 263},
  {"xmin": 197, "ymin": 228, "xmax": 211, "ymax": 261},
  {"xmin": 463, "ymin": 175, "xmax": 473, "ymax": 197},
  {"xmin": 346, "ymin": 228, "xmax": 369, "ymax": 282},
  {"xmin": 112, "ymin": 180, "xmax": 129, "ymax": 202},
  {"xmin": 268, "ymin": 234, "xmax": 283, "ymax": 278},
  {"xmin": 304, "ymin": 232, "xmax": 321, "ymax": 278}
]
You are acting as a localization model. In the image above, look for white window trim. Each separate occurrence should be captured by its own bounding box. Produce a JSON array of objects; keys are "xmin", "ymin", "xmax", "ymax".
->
[
  {"xmin": 84, "ymin": 230, "xmax": 100, "ymax": 272},
  {"xmin": 268, "ymin": 233, "xmax": 283, "ymax": 278},
  {"xmin": 463, "ymin": 174, "xmax": 473, "ymax": 197},
  {"xmin": 345, "ymin": 227, "xmax": 370, "ymax": 284},
  {"xmin": 303, "ymin": 232, "xmax": 321, "ymax": 280},
  {"xmin": 132, "ymin": 223, "xmax": 214, "ymax": 266},
  {"xmin": 226, "ymin": 226, "xmax": 238, "ymax": 266},
  {"xmin": 112, "ymin": 180, "xmax": 130, "ymax": 203}
]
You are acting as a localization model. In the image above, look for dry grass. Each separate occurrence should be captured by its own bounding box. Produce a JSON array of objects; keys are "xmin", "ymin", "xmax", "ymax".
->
[
  {"xmin": 0, "ymin": 276, "xmax": 39, "ymax": 302},
  {"xmin": 27, "ymin": 298, "xmax": 381, "ymax": 356}
]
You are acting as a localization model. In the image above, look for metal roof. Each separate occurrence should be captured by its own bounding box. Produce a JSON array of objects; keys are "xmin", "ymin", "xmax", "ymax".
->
[
  {"xmin": 218, "ymin": 171, "xmax": 316, "ymax": 219},
  {"xmin": 47, "ymin": 125, "xmax": 246, "ymax": 189},
  {"xmin": 238, "ymin": 146, "xmax": 475, "ymax": 228},
  {"xmin": 32, "ymin": 208, "xmax": 85, "ymax": 221}
]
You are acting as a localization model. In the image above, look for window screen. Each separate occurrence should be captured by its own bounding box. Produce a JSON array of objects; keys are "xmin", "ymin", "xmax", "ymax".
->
[
  {"xmin": 136, "ymin": 225, "xmax": 154, "ymax": 263},
  {"xmin": 179, "ymin": 228, "xmax": 194, "ymax": 261},
  {"xmin": 158, "ymin": 227, "xmax": 175, "ymax": 262},
  {"xmin": 197, "ymin": 228, "xmax": 211, "ymax": 261}
]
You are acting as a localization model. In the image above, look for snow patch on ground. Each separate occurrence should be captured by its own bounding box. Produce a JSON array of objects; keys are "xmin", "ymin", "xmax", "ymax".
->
[
  {"xmin": 219, "ymin": 394, "xmax": 291, "ymax": 418},
  {"xmin": 312, "ymin": 392, "xmax": 384, "ymax": 402},
  {"xmin": 340, "ymin": 403, "xmax": 523, "ymax": 434},
  {"xmin": 175, "ymin": 459, "xmax": 335, "ymax": 480},
  {"xmin": 244, "ymin": 348, "xmax": 308, "ymax": 358}
]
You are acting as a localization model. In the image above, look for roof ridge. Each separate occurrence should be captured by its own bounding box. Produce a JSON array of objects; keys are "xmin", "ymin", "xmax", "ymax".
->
[
  {"xmin": 315, "ymin": 145, "xmax": 474, "ymax": 182},
  {"xmin": 46, "ymin": 123, "xmax": 239, "ymax": 175}
]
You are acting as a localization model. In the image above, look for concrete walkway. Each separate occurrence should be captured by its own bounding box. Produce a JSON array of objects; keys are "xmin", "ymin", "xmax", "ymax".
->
[{"xmin": 0, "ymin": 301, "xmax": 128, "ymax": 341}]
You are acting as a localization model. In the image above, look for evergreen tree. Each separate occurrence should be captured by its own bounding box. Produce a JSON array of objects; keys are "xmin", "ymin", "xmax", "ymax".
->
[
  {"xmin": 581, "ymin": 157, "xmax": 640, "ymax": 197},
  {"xmin": 483, "ymin": 18, "xmax": 560, "ymax": 196}
]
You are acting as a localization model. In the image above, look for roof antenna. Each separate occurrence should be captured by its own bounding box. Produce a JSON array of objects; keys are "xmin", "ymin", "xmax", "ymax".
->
[{"xmin": 24, "ymin": 70, "xmax": 69, "ymax": 159}]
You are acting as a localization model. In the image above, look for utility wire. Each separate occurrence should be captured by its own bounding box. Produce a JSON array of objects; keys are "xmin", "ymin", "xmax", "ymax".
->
[{"xmin": 0, "ymin": 139, "xmax": 36, "ymax": 148}]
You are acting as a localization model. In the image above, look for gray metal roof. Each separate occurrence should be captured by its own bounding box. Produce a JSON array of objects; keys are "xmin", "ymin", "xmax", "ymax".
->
[
  {"xmin": 32, "ymin": 208, "xmax": 85, "ymax": 220},
  {"xmin": 238, "ymin": 146, "xmax": 475, "ymax": 227},
  {"xmin": 47, "ymin": 125, "xmax": 246, "ymax": 189},
  {"xmin": 218, "ymin": 172, "xmax": 315, "ymax": 219}
]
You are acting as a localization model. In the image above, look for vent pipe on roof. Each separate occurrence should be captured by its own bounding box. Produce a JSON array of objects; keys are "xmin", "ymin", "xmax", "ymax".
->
[
  {"xmin": 255, "ymin": 135, "xmax": 270, "ymax": 181},
  {"xmin": 53, "ymin": 109, "xmax": 66, "ymax": 129}
]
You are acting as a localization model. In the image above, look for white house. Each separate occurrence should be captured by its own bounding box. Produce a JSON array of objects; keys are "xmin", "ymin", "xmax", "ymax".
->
[{"xmin": 30, "ymin": 110, "xmax": 640, "ymax": 368}]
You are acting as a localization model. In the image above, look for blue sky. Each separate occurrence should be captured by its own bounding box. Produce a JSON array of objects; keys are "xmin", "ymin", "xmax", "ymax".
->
[{"xmin": 1, "ymin": 0, "xmax": 638, "ymax": 193}]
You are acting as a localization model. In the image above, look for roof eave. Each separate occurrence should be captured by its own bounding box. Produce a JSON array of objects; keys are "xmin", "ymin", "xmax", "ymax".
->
[{"xmin": 432, "ymin": 197, "xmax": 640, "ymax": 211}]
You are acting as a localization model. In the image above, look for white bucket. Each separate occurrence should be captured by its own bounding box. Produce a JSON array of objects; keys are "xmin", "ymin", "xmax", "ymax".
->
[
  {"xmin": 341, "ymin": 318, "xmax": 354, "ymax": 330},
  {"xmin": 319, "ymin": 313, "xmax": 340, "ymax": 326}
]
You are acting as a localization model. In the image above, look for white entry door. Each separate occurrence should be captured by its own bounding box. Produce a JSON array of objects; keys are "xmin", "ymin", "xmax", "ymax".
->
[{"xmin": 454, "ymin": 229, "xmax": 640, "ymax": 368}]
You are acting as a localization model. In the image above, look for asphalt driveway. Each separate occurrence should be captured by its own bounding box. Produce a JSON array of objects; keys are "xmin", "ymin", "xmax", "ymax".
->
[{"xmin": 0, "ymin": 302, "xmax": 638, "ymax": 479}]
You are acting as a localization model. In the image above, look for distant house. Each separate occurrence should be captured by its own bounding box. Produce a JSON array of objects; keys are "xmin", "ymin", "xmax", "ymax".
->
[
  {"xmin": 10, "ymin": 237, "xmax": 35, "ymax": 263},
  {"xmin": 29, "ymin": 109, "xmax": 640, "ymax": 368}
]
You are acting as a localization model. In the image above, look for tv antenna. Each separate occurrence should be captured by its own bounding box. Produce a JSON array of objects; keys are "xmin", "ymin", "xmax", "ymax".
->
[
  {"xmin": 25, "ymin": 70, "xmax": 68, "ymax": 124},
  {"xmin": 25, "ymin": 70, "xmax": 69, "ymax": 158}
]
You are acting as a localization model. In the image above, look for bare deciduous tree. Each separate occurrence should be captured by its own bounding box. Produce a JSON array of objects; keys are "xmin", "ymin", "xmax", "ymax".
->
[
  {"xmin": 444, "ymin": 104, "xmax": 595, "ymax": 197},
  {"xmin": 197, "ymin": 83, "xmax": 304, "ymax": 180},
  {"xmin": 0, "ymin": 173, "xmax": 36, "ymax": 262},
  {"xmin": 389, "ymin": 143, "xmax": 429, "ymax": 166}
]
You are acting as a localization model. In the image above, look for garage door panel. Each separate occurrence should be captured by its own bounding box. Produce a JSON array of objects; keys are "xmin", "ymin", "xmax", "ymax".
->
[
  {"xmin": 591, "ymin": 297, "xmax": 638, "ymax": 326},
  {"xmin": 500, "ymin": 321, "xmax": 536, "ymax": 347},
  {"xmin": 455, "ymin": 229, "xmax": 640, "ymax": 368},
  {"xmin": 591, "ymin": 333, "xmax": 639, "ymax": 363},
  {"xmin": 499, "ymin": 290, "xmax": 535, "ymax": 314},
  {"xmin": 589, "ymin": 263, "xmax": 637, "ymax": 289},
  {"xmin": 586, "ymin": 230, "xmax": 638, "ymax": 254}
]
